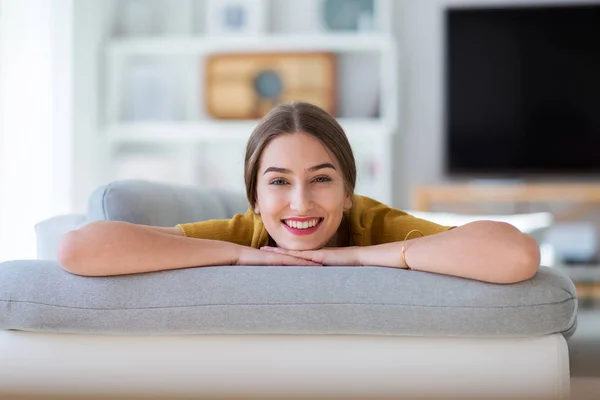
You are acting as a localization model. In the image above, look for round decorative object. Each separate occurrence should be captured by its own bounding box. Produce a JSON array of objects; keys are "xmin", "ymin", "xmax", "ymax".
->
[
  {"xmin": 253, "ymin": 70, "xmax": 284, "ymax": 100},
  {"xmin": 323, "ymin": 0, "xmax": 374, "ymax": 31}
]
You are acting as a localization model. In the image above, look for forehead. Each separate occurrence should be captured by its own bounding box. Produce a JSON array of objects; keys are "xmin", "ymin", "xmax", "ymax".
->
[{"xmin": 260, "ymin": 132, "xmax": 336, "ymax": 168}]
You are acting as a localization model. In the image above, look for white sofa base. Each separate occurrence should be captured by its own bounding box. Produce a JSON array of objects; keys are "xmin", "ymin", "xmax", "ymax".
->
[{"xmin": 0, "ymin": 331, "xmax": 570, "ymax": 399}]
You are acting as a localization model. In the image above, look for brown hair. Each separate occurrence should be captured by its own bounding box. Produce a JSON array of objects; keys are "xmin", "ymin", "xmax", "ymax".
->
[{"xmin": 244, "ymin": 101, "xmax": 356, "ymax": 208}]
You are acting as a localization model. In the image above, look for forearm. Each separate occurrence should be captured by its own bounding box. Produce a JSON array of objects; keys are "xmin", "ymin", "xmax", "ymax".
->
[
  {"xmin": 58, "ymin": 221, "xmax": 239, "ymax": 276},
  {"xmin": 362, "ymin": 221, "xmax": 540, "ymax": 283}
]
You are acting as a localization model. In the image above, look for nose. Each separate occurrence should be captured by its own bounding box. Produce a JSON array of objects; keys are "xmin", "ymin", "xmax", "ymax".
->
[{"xmin": 289, "ymin": 184, "xmax": 313, "ymax": 214}]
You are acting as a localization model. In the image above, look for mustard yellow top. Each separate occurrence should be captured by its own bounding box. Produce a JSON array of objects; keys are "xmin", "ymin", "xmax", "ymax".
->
[{"xmin": 177, "ymin": 195, "xmax": 453, "ymax": 248}]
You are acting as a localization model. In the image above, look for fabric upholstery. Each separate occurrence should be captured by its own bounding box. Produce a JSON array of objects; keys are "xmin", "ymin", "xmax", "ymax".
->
[
  {"xmin": 87, "ymin": 179, "xmax": 248, "ymax": 226},
  {"xmin": 0, "ymin": 260, "xmax": 577, "ymax": 338}
]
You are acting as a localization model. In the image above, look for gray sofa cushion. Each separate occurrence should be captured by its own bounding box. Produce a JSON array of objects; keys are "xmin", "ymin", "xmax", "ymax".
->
[
  {"xmin": 87, "ymin": 179, "xmax": 249, "ymax": 226},
  {"xmin": 0, "ymin": 260, "xmax": 577, "ymax": 338}
]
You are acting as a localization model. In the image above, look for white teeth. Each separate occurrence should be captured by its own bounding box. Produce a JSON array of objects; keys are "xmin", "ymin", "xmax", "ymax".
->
[{"xmin": 284, "ymin": 219, "xmax": 320, "ymax": 229}]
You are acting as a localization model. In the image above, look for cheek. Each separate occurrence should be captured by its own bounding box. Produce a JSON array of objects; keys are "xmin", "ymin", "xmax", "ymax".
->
[
  {"xmin": 256, "ymin": 187, "xmax": 287, "ymax": 216},
  {"xmin": 314, "ymin": 187, "xmax": 346, "ymax": 210}
]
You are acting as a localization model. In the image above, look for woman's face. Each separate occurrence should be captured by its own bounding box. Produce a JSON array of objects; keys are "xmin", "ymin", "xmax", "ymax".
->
[{"xmin": 254, "ymin": 132, "xmax": 352, "ymax": 250}]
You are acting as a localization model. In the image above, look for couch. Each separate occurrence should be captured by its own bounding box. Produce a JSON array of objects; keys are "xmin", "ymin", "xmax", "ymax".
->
[{"xmin": 0, "ymin": 180, "xmax": 578, "ymax": 399}]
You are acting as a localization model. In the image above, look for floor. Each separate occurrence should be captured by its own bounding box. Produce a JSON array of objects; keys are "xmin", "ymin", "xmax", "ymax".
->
[
  {"xmin": 569, "ymin": 309, "xmax": 600, "ymax": 377},
  {"xmin": 568, "ymin": 309, "xmax": 600, "ymax": 399},
  {"xmin": 571, "ymin": 377, "xmax": 600, "ymax": 400}
]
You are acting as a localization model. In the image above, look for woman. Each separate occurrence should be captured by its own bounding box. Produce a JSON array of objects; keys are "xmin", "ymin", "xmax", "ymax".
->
[{"xmin": 58, "ymin": 102, "xmax": 540, "ymax": 283}]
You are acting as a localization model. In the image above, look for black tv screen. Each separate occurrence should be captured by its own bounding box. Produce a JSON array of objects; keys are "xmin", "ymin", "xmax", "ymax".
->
[{"xmin": 445, "ymin": 3, "xmax": 600, "ymax": 177}]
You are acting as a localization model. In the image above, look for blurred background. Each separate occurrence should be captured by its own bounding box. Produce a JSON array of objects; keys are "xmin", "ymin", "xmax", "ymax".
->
[
  {"xmin": 0, "ymin": 0, "xmax": 599, "ymax": 389},
  {"xmin": 2, "ymin": 0, "xmax": 600, "ymax": 279}
]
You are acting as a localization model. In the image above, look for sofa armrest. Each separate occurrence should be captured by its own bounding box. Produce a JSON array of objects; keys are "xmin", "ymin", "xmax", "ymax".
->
[{"xmin": 35, "ymin": 214, "xmax": 87, "ymax": 261}]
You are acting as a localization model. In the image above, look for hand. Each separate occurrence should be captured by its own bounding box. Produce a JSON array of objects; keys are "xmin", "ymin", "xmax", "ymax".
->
[
  {"xmin": 235, "ymin": 246, "xmax": 322, "ymax": 266},
  {"xmin": 260, "ymin": 246, "xmax": 364, "ymax": 266}
]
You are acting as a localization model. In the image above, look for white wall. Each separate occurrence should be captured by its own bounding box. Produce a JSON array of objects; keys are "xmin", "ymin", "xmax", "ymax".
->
[
  {"xmin": 71, "ymin": 0, "xmax": 116, "ymax": 214},
  {"xmin": 393, "ymin": 0, "xmax": 445, "ymax": 208},
  {"xmin": 0, "ymin": 0, "xmax": 73, "ymax": 262}
]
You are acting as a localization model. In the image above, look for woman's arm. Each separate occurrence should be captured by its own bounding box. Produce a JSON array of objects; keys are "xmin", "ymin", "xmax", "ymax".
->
[
  {"xmin": 363, "ymin": 220, "xmax": 540, "ymax": 284},
  {"xmin": 58, "ymin": 221, "xmax": 319, "ymax": 277},
  {"xmin": 58, "ymin": 221, "xmax": 239, "ymax": 276},
  {"xmin": 261, "ymin": 220, "xmax": 540, "ymax": 284}
]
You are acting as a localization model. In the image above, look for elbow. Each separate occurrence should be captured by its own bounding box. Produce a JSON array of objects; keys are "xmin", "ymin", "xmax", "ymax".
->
[
  {"xmin": 57, "ymin": 228, "xmax": 99, "ymax": 276},
  {"xmin": 473, "ymin": 221, "xmax": 540, "ymax": 284},
  {"xmin": 57, "ymin": 230, "xmax": 84, "ymax": 275},
  {"xmin": 503, "ymin": 231, "xmax": 541, "ymax": 284},
  {"xmin": 516, "ymin": 233, "xmax": 541, "ymax": 281}
]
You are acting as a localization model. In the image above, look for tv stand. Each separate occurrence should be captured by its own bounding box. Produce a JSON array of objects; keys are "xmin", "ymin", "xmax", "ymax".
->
[
  {"xmin": 467, "ymin": 178, "xmax": 526, "ymax": 186},
  {"xmin": 413, "ymin": 182, "xmax": 600, "ymax": 222}
]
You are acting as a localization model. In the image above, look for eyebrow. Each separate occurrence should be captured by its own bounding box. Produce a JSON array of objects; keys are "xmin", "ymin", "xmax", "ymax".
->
[{"xmin": 263, "ymin": 163, "xmax": 337, "ymax": 175}]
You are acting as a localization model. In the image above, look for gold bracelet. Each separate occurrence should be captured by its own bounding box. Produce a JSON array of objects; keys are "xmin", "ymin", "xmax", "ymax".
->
[{"xmin": 401, "ymin": 229, "xmax": 424, "ymax": 270}]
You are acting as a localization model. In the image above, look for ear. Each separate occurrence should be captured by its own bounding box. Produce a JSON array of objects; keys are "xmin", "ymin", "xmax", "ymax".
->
[
  {"xmin": 343, "ymin": 195, "xmax": 353, "ymax": 211},
  {"xmin": 254, "ymin": 203, "xmax": 260, "ymax": 215}
]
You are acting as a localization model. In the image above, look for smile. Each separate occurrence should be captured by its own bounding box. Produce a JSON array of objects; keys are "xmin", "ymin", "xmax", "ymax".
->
[{"xmin": 281, "ymin": 218, "xmax": 323, "ymax": 235}]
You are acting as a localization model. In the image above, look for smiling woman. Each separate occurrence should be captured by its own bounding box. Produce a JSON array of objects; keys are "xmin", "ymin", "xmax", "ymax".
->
[
  {"xmin": 255, "ymin": 135, "xmax": 350, "ymax": 250},
  {"xmin": 58, "ymin": 102, "xmax": 541, "ymax": 284}
]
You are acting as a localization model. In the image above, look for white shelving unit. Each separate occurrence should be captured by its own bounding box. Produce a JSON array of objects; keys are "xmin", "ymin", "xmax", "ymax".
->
[
  {"xmin": 105, "ymin": 119, "xmax": 390, "ymax": 143},
  {"xmin": 92, "ymin": 0, "xmax": 398, "ymax": 204}
]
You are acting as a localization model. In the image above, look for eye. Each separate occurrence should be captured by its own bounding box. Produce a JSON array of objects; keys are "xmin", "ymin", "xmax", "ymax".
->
[
  {"xmin": 313, "ymin": 176, "xmax": 332, "ymax": 183},
  {"xmin": 269, "ymin": 178, "xmax": 288, "ymax": 185}
]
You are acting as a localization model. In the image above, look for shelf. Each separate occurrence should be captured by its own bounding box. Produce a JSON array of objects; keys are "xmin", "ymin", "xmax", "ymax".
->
[
  {"xmin": 104, "ymin": 119, "xmax": 394, "ymax": 145},
  {"xmin": 106, "ymin": 122, "xmax": 253, "ymax": 144},
  {"xmin": 107, "ymin": 33, "xmax": 396, "ymax": 56}
]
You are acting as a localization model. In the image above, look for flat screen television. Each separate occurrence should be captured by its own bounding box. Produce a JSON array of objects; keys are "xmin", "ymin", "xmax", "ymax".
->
[{"xmin": 444, "ymin": 3, "xmax": 600, "ymax": 178}]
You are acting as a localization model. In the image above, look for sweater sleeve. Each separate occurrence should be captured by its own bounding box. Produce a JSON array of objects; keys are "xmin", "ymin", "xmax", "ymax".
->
[
  {"xmin": 176, "ymin": 210, "xmax": 256, "ymax": 247},
  {"xmin": 350, "ymin": 196, "xmax": 454, "ymax": 246}
]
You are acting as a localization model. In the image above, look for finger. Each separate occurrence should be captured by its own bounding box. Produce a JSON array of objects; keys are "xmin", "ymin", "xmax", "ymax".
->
[
  {"xmin": 260, "ymin": 246, "xmax": 278, "ymax": 252},
  {"xmin": 261, "ymin": 246, "xmax": 286, "ymax": 253},
  {"xmin": 261, "ymin": 247, "xmax": 310, "ymax": 259},
  {"xmin": 260, "ymin": 247, "xmax": 321, "ymax": 264},
  {"xmin": 278, "ymin": 254, "xmax": 322, "ymax": 266},
  {"xmin": 278, "ymin": 248, "xmax": 315, "ymax": 260}
]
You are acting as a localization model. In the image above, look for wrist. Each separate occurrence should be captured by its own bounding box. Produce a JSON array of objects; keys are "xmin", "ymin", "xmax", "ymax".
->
[
  {"xmin": 356, "ymin": 244, "xmax": 397, "ymax": 268},
  {"xmin": 226, "ymin": 242, "xmax": 244, "ymax": 265},
  {"xmin": 401, "ymin": 230, "xmax": 424, "ymax": 270},
  {"xmin": 354, "ymin": 246, "xmax": 368, "ymax": 266}
]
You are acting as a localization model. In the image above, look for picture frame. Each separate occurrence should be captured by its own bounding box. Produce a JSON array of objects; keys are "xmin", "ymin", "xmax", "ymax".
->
[{"xmin": 205, "ymin": 0, "xmax": 267, "ymax": 36}]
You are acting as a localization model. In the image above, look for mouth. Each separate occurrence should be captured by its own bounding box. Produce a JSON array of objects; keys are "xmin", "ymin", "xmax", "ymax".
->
[{"xmin": 281, "ymin": 218, "xmax": 324, "ymax": 236}]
